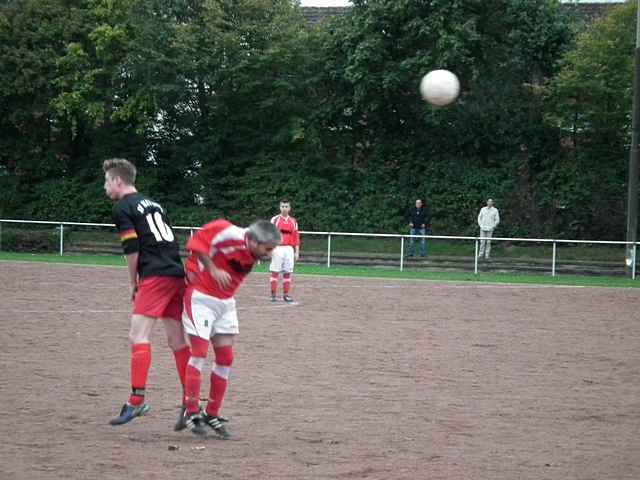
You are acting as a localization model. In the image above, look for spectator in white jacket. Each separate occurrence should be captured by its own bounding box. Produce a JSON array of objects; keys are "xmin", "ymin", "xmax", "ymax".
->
[{"xmin": 477, "ymin": 199, "xmax": 500, "ymax": 259}]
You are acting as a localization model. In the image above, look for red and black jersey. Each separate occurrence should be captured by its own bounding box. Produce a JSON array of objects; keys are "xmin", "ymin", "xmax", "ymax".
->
[{"xmin": 112, "ymin": 193, "xmax": 184, "ymax": 279}]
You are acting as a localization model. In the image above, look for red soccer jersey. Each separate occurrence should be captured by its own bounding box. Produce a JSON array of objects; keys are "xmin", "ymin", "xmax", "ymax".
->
[
  {"xmin": 185, "ymin": 219, "xmax": 257, "ymax": 299},
  {"xmin": 270, "ymin": 215, "xmax": 300, "ymax": 247}
]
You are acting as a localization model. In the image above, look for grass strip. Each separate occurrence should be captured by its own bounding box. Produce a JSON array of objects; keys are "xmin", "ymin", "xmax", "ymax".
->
[{"xmin": 1, "ymin": 252, "xmax": 637, "ymax": 288}]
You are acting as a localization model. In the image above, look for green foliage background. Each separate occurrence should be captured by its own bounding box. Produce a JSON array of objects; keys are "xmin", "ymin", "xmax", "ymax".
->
[{"xmin": 0, "ymin": 0, "xmax": 636, "ymax": 239}]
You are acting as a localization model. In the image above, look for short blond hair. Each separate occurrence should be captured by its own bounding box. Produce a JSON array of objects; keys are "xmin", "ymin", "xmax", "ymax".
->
[{"xmin": 103, "ymin": 158, "xmax": 137, "ymax": 185}]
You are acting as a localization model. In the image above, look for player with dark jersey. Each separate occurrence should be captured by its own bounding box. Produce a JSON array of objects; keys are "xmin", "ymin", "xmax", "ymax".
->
[
  {"xmin": 103, "ymin": 158, "xmax": 191, "ymax": 427},
  {"xmin": 112, "ymin": 194, "xmax": 184, "ymax": 280}
]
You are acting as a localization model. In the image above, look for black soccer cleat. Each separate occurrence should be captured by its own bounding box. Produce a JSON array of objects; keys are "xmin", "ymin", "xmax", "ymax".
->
[
  {"xmin": 174, "ymin": 406, "xmax": 187, "ymax": 431},
  {"xmin": 283, "ymin": 295, "xmax": 294, "ymax": 303},
  {"xmin": 109, "ymin": 403, "xmax": 150, "ymax": 425},
  {"xmin": 185, "ymin": 412, "xmax": 208, "ymax": 437},
  {"xmin": 270, "ymin": 295, "xmax": 277, "ymax": 302},
  {"xmin": 202, "ymin": 414, "xmax": 231, "ymax": 440}
]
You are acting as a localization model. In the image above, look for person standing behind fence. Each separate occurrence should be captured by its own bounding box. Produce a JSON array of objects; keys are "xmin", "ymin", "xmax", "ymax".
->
[
  {"xmin": 406, "ymin": 199, "xmax": 431, "ymax": 257},
  {"xmin": 477, "ymin": 198, "xmax": 500, "ymax": 259},
  {"xmin": 103, "ymin": 158, "xmax": 191, "ymax": 427}
]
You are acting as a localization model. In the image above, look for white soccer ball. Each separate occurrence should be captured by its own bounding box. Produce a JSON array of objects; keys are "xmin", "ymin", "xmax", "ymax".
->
[{"xmin": 419, "ymin": 69, "xmax": 460, "ymax": 107}]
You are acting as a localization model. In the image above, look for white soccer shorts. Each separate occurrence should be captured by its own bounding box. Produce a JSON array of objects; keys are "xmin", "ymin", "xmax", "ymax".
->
[
  {"xmin": 183, "ymin": 287, "xmax": 239, "ymax": 339},
  {"xmin": 269, "ymin": 245, "xmax": 295, "ymax": 273}
]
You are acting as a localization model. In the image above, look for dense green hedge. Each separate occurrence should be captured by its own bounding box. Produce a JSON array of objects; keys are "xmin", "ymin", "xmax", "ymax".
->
[{"xmin": 0, "ymin": 227, "xmax": 59, "ymax": 253}]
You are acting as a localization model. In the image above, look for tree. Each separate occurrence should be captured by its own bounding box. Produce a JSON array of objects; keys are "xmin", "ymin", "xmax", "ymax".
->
[
  {"xmin": 5, "ymin": 0, "xmax": 603, "ymax": 240},
  {"xmin": 0, "ymin": 0, "xmax": 99, "ymax": 218},
  {"xmin": 546, "ymin": 1, "xmax": 635, "ymax": 238},
  {"xmin": 312, "ymin": 0, "xmax": 572, "ymax": 234}
]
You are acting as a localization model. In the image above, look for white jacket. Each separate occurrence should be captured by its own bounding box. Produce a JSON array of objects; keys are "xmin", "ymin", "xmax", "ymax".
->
[{"xmin": 478, "ymin": 206, "xmax": 500, "ymax": 231}]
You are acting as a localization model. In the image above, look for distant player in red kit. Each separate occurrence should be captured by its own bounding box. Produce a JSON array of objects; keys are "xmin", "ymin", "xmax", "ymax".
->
[
  {"xmin": 103, "ymin": 158, "xmax": 191, "ymax": 426},
  {"xmin": 176, "ymin": 219, "xmax": 281, "ymax": 438},
  {"xmin": 269, "ymin": 200, "xmax": 300, "ymax": 303}
]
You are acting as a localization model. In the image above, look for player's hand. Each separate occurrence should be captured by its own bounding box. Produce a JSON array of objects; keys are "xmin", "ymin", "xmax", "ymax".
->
[
  {"xmin": 211, "ymin": 267, "xmax": 232, "ymax": 289},
  {"xmin": 295, "ymin": 252, "xmax": 300, "ymax": 261},
  {"xmin": 130, "ymin": 283, "xmax": 138, "ymax": 302}
]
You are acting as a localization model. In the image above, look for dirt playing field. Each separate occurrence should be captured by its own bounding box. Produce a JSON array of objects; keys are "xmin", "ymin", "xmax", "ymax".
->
[{"xmin": 1, "ymin": 261, "xmax": 639, "ymax": 480}]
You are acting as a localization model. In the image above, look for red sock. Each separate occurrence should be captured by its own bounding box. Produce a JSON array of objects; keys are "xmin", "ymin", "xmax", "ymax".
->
[
  {"xmin": 184, "ymin": 364, "xmax": 203, "ymax": 414},
  {"xmin": 129, "ymin": 343, "xmax": 151, "ymax": 406},
  {"xmin": 205, "ymin": 373, "xmax": 228, "ymax": 417},
  {"xmin": 205, "ymin": 345, "xmax": 233, "ymax": 417},
  {"xmin": 270, "ymin": 272, "xmax": 278, "ymax": 295},
  {"xmin": 283, "ymin": 273, "xmax": 291, "ymax": 296},
  {"xmin": 173, "ymin": 346, "xmax": 191, "ymax": 405},
  {"xmin": 184, "ymin": 336, "xmax": 209, "ymax": 414}
]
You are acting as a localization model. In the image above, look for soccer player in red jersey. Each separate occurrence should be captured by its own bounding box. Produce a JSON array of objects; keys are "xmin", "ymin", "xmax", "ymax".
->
[
  {"xmin": 103, "ymin": 159, "xmax": 191, "ymax": 426},
  {"xmin": 177, "ymin": 219, "xmax": 280, "ymax": 438},
  {"xmin": 269, "ymin": 200, "xmax": 300, "ymax": 303}
]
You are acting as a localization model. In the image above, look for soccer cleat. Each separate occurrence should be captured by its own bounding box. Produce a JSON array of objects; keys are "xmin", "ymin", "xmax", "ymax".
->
[
  {"xmin": 202, "ymin": 414, "xmax": 231, "ymax": 440},
  {"xmin": 270, "ymin": 295, "xmax": 277, "ymax": 302},
  {"xmin": 174, "ymin": 406, "xmax": 187, "ymax": 431},
  {"xmin": 283, "ymin": 295, "xmax": 294, "ymax": 303},
  {"xmin": 109, "ymin": 403, "xmax": 150, "ymax": 425},
  {"xmin": 185, "ymin": 412, "xmax": 208, "ymax": 437}
]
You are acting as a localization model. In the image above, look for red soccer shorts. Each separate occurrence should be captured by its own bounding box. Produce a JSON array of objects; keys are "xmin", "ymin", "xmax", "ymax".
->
[{"xmin": 133, "ymin": 276, "xmax": 185, "ymax": 321}]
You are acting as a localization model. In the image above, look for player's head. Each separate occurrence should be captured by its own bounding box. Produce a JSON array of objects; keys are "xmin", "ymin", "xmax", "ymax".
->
[
  {"xmin": 487, "ymin": 198, "xmax": 494, "ymax": 207},
  {"xmin": 279, "ymin": 200, "xmax": 291, "ymax": 216},
  {"xmin": 103, "ymin": 158, "xmax": 137, "ymax": 200},
  {"xmin": 246, "ymin": 220, "xmax": 281, "ymax": 260},
  {"xmin": 415, "ymin": 199, "xmax": 423, "ymax": 208}
]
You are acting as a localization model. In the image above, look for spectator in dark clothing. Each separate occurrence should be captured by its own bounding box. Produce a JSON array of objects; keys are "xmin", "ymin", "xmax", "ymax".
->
[{"xmin": 406, "ymin": 199, "xmax": 431, "ymax": 257}]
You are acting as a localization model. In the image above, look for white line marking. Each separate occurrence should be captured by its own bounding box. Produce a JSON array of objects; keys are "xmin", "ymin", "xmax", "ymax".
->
[
  {"xmin": 237, "ymin": 305, "xmax": 288, "ymax": 311},
  {"xmin": 247, "ymin": 272, "xmax": 595, "ymax": 289},
  {"xmin": 2, "ymin": 310, "xmax": 130, "ymax": 314},
  {"xmin": 288, "ymin": 282, "xmax": 586, "ymax": 290}
]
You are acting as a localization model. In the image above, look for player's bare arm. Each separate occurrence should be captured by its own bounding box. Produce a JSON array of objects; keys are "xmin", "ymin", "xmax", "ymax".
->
[
  {"xmin": 195, "ymin": 252, "xmax": 232, "ymax": 289},
  {"xmin": 125, "ymin": 252, "xmax": 139, "ymax": 301}
]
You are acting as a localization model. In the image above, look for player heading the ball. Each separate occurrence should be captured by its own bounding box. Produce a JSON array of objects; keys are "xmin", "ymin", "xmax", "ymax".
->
[{"xmin": 177, "ymin": 219, "xmax": 281, "ymax": 438}]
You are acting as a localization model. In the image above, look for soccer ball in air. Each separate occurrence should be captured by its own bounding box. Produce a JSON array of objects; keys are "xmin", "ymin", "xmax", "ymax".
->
[{"xmin": 419, "ymin": 69, "xmax": 460, "ymax": 107}]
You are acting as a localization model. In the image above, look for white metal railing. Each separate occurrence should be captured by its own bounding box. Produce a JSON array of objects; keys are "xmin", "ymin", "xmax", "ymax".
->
[
  {"xmin": 0, "ymin": 219, "xmax": 638, "ymax": 279},
  {"xmin": 301, "ymin": 230, "xmax": 638, "ymax": 279},
  {"xmin": 0, "ymin": 219, "xmax": 197, "ymax": 256}
]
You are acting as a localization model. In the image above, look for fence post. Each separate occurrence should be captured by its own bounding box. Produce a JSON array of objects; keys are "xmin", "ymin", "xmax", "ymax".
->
[
  {"xmin": 327, "ymin": 234, "xmax": 331, "ymax": 268},
  {"xmin": 189, "ymin": 229, "xmax": 193, "ymax": 237},
  {"xmin": 400, "ymin": 237, "xmax": 404, "ymax": 272},
  {"xmin": 59, "ymin": 224, "xmax": 64, "ymax": 256},
  {"xmin": 552, "ymin": 241, "xmax": 557, "ymax": 277},
  {"xmin": 633, "ymin": 244, "xmax": 637, "ymax": 280},
  {"xmin": 0, "ymin": 221, "xmax": 2, "ymax": 251},
  {"xmin": 474, "ymin": 239, "xmax": 479, "ymax": 274}
]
